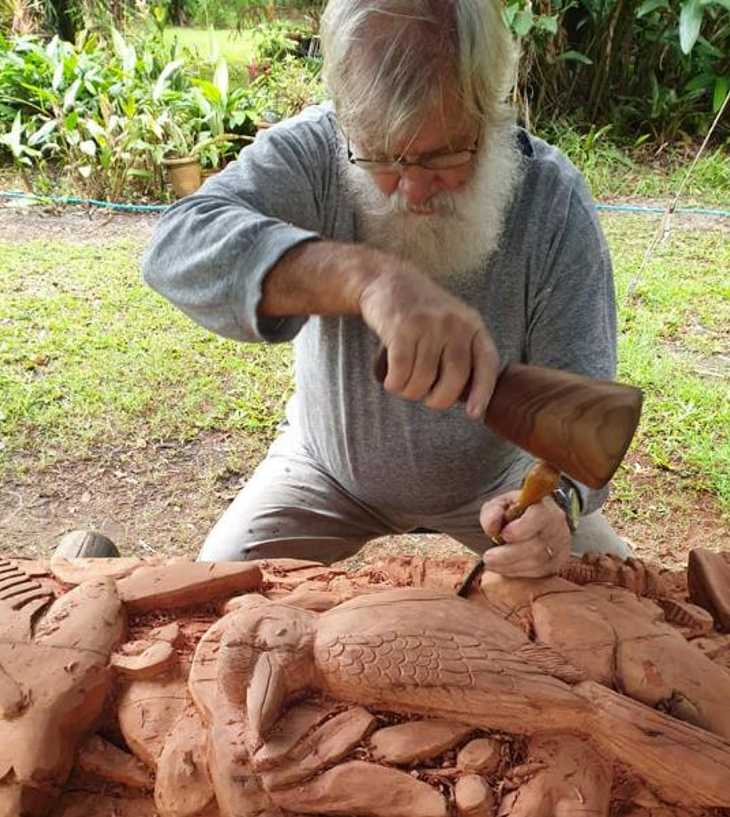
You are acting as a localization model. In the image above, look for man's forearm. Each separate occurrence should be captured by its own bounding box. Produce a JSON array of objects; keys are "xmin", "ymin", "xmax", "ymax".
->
[{"xmin": 259, "ymin": 240, "xmax": 382, "ymax": 318}]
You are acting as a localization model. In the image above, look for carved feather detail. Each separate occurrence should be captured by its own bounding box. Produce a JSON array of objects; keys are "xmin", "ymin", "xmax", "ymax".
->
[{"xmin": 316, "ymin": 631, "xmax": 583, "ymax": 689}]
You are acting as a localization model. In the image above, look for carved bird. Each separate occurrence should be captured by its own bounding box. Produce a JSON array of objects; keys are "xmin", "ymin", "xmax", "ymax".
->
[
  {"xmin": 0, "ymin": 569, "xmax": 125, "ymax": 817},
  {"xmin": 215, "ymin": 588, "xmax": 730, "ymax": 807}
]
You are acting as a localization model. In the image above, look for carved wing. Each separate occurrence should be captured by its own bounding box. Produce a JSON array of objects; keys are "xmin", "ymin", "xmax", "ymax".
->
[
  {"xmin": 315, "ymin": 632, "xmax": 560, "ymax": 688},
  {"xmin": 315, "ymin": 630, "xmax": 582, "ymax": 690},
  {"xmin": 317, "ymin": 631, "xmax": 476, "ymax": 687},
  {"xmin": 0, "ymin": 559, "xmax": 54, "ymax": 640}
]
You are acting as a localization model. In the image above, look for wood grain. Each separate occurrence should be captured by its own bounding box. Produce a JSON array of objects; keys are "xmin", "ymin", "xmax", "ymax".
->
[
  {"xmin": 373, "ymin": 350, "xmax": 642, "ymax": 488},
  {"xmin": 485, "ymin": 364, "xmax": 643, "ymax": 488}
]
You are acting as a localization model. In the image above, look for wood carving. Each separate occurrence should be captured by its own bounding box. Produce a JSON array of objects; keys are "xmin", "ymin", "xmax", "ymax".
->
[
  {"xmin": 0, "ymin": 569, "xmax": 125, "ymax": 817},
  {"xmin": 485, "ymin": 363, "xmax": 643, "ymax": 488},
  {"xmin": 478, "ymin": 572, "xmax": 730, "ymax": 738},
  {"xmin": 375, "ymin": 351, "xmax": 643, "ymax": 489},
  {"xmin": 688, "ymin": 548, "xmax": 730, "ymax": 632},
  {"xmin": 2, "ymin": 551, "xmax": 730, "ymax": 817},
  {"xmin": 559, "ymin": 552, "xmax": 667, "ymax": 597}
]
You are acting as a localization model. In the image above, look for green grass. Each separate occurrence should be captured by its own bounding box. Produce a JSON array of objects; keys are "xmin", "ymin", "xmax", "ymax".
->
[
  {"xmin": 0, "ymin": 218, "xmax": 728, "ymax": 514},
  {"xmin": 0, "ymin": 240, "xmax": 292, "ymax": 473},
  {"xmin": 605, "ymin": 215, "xmax": 730, "ymax": 507},
  {"xmin": 538, "ymin": 124, "xmax": 730, "ymax": 209},
  {"xmin": 164, "ymin": 26, "xmax": 255, "ymax": 68}
]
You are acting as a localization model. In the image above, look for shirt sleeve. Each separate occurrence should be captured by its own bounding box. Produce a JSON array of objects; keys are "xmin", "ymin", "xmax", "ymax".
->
[
  {"xmin": 141, "ymin": 107, "xmax": 337, "ymax": 343},
  {"xmin": 525, "ymin": 170, "xmax": 618, "ymax": 514}
]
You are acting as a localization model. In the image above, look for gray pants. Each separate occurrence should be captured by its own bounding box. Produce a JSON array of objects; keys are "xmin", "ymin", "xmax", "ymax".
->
[{"xmin": 199, "ymin": 431, "xmax": 631, "ymax": 563}]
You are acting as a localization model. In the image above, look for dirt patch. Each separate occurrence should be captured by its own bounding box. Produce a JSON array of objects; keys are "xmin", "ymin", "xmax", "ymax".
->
[
  {"xmin": 606, "ymin": 451, "xmax": 729, "ymax": 571},
  {"xmin": 1, "ymin": 433, "xmax": 727, "ymax": 570},
  {"xmin": 0, "ymin": 202, "xmax": 160, "ymax": 243},
  {"xmin": 0, "ymin": 431, "xmax": 265, "ymax": 560}
]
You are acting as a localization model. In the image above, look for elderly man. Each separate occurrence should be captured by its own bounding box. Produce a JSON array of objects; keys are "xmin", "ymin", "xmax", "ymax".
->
[{"xmin": 142, "ymin": 0, "xmax": 630, "ymax": 575}]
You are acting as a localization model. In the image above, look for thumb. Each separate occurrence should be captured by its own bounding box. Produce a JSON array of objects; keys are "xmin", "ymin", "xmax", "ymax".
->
[{"xmin": 479, "ymin": 491, "xmax": 520, "ymax": 539}]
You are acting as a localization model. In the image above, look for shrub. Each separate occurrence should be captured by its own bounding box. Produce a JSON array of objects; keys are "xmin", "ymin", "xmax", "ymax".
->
[{"xmin": 505, "ymin": 0, "xmax": 730, "ymax": 140}]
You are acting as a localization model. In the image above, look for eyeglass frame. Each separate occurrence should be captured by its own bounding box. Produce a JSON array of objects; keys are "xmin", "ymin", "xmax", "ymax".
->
[{"xmin": 346, "ymin": 124, "xmax": 481, "ymax": 176}]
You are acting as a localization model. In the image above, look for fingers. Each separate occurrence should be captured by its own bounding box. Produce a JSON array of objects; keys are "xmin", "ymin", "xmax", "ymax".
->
[
  {"xmin": 466, "ymin": 329, "xmax": 499, "ymax": 419},
  {"xmin": 479, "ymin": 492, "xmax": 520, "ymax": 539},
  {"xmin": 422, "ymin": 334, "xmax": 473, "ymax": 409},
  {"xmin": 381, "ymin": 341, "xmax": 417, "ymax": 395},
  {"xmin": 360, "ymin": 263, "xmax": 498, "ymax": 413},
  {"xmin": 480, "ymin": 498, "xmax": 572, "ymax": 578},
  {"xmin": 384, "ymin": 327, "xmax": 488, "ymax": 409},
  {"xmin": 481, "ymin": 541, "xmax": 558, "ymax": 578},
  {"xmin": 499, "ymin": 498, "xmax": 565, "ymax": 544},
  {"xmin": 404, "ymin": 335, "xmax": 448, "ymax": 401}
]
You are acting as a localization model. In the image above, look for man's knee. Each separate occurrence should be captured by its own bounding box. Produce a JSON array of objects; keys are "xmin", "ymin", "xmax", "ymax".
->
[
  {"xmin": 572, "ymin": 512, "xmax": 632, "ymax": 559},
  {"xmin": 198, "ymin": 529, "xmax": 255, "ymax": 562}
]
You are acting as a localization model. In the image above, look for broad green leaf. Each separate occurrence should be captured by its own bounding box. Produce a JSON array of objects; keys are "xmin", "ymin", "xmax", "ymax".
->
[
  {"xmin": 191, "ymin": 79, "xmax": 222, "ymax": 106},
  {"xmin": 502, "ymin": 5, "xmax": 518, "ymax": 26},
  {"xmin": 513, "ymin": 8, "xmax": 534, "ymax": 36},
  {"xmin": 535, "ymin": 14, "xmax": 559, "ymax": 34},
  {"xmin": 679, "ymin": 0, "xmax": 703, "ymax": 54},
  {"xmin": 111, "ymin": 28, "xmax": 128, "ymax": 62},
  {"xmin": 79, "ymin": 139, "xmax": 97, "ymax": 156},
  {"xmin": 713, "ymin": 77, "xmax": 729, "ymax": 112},
  {"xmin": 555, "ymin": 50, "xmax": 593, "ymax": 65},
  {"xmin": 214, "ymin": 59, "xmax": 229, "ymax": 101},
  {"xmin": 27, "ymin": 120, "xmax": 57, "ymax": 146},
  {"xmin": 63, "ymin": 78, "xmax": 81, "ymax": 112},
  {"xmin": 152, "ymin": 59, "xmax": 183, "ymax": 103},
  {"xmin": 52, "ymin": 60, "xmax": 64, "ymax": 91},
  {"xmin": 637, "ymin": 0, "xmax": 668, "ymax": 16}
]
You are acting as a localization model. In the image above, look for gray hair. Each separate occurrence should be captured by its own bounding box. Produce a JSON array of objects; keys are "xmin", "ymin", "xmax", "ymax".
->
[{"xmin": 320, "ymin": 0, "xmax": 515, "ymax": 149}]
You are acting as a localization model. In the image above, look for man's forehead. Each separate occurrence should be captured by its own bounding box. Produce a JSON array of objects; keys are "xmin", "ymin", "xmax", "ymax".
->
[{"xmin": 352, "ymin": 113, "xmax": 478, "ymax": 155}]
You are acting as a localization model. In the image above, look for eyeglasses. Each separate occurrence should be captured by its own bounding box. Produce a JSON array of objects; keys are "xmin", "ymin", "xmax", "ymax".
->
[{"xmin": 347, "ymin": 125, "xmax": 480, "ymax": 176}]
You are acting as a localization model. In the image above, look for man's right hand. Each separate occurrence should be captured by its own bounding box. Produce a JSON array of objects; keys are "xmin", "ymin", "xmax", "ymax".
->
[
  {"xmin": 359, "ymin": 258, "xmax": 499, "ymax": 419},
  {"xmin": 260, "ymin": 241, "xmax": 499, "ymax": 418}
]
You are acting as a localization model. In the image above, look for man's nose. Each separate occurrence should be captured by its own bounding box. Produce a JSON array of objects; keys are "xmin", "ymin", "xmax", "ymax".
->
[{"xmin": 397, "ymin": 165, "xmax": 439, "ymax": 207}]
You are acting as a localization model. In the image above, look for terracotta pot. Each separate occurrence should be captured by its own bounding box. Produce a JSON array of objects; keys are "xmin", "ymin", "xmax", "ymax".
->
[{"xmin": 162, "ymin": 156, "xmax": 202, "ymax": 198}]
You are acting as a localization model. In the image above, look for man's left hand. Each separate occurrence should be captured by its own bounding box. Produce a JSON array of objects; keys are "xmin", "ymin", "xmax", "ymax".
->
[{"xmin": 479, "ymin": 491, "xmax": 571, "ymax": 578}]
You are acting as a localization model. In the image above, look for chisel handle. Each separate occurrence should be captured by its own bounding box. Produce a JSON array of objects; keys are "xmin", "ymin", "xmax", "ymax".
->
[{"xmin": 456, "ymin": 462, "xmax": 561, "ymax": 597}]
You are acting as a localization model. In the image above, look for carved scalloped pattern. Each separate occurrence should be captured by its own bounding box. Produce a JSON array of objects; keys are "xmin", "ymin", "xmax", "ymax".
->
[
  {"xmin": 559, "ymin": 555, "xmax": 665, "ymax": 597},
  {"xmin": 0, "ymin": 559, "xmax": 53, "ymax": 612}
]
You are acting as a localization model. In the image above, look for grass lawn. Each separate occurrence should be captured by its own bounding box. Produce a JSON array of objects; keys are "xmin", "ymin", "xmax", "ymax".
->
[
  {"xmin": 0, "ymin": 238, "xmax": 292, "ymax": 468},
  {"xmin": 164, "ymin": 26, "xmax": 255, "ymax": 68},
  {"xmin": 0, "ymin": 211, "xmax": 728, "ymax": 560},
  {"xmin": 547, "ymin": 128, "xmax": 730, "ymax": 209}
]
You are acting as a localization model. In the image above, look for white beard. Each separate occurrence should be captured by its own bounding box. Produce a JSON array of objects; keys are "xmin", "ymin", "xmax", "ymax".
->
[{"xmin": 344, "ymin": 120, "xmax": 524, "ymax": 283}]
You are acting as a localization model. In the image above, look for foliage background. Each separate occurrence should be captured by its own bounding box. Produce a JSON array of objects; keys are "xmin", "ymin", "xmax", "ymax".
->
[{"xmin": 0, "ymin": 0, "xmax": 728, "ymax": 200}]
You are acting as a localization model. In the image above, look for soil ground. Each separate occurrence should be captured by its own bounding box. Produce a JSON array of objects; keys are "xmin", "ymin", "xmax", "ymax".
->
[{"xmin": 1, "ymin": 205, "xmax": 727, "ymax": 569}]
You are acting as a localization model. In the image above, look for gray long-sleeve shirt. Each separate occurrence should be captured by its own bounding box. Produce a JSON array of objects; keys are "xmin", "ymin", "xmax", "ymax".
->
[{"xmin": 142, "ymin": 104, "xmax": 617, "ymax": 516}]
